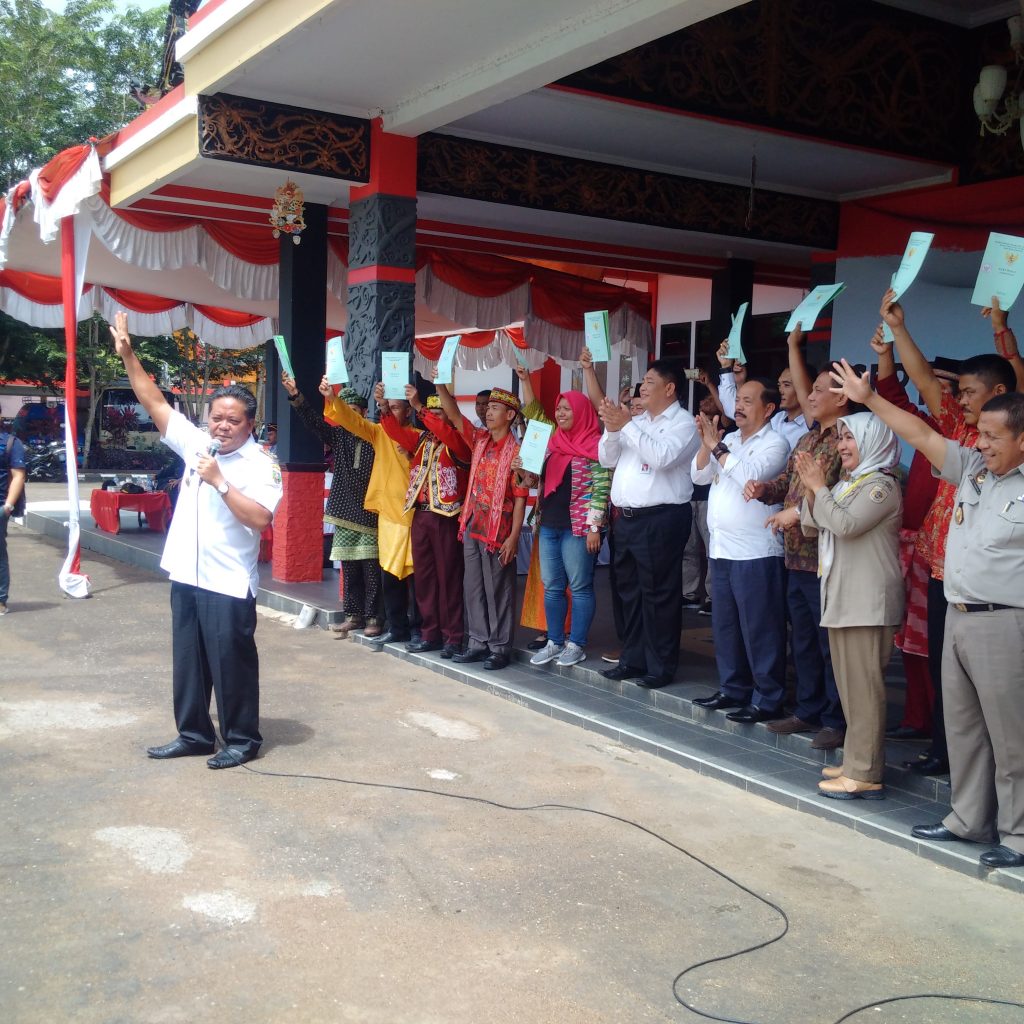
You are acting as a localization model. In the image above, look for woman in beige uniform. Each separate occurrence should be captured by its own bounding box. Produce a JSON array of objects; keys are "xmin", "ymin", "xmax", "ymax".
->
[{"xmin": 797, "ymin": 412, "xmax": 903, "ymax": 800}]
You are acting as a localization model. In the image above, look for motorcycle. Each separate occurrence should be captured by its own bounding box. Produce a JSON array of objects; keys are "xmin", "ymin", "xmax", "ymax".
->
[{"xmin": 24, "ymin": 439, "xmax": 68, "ymax": 482}]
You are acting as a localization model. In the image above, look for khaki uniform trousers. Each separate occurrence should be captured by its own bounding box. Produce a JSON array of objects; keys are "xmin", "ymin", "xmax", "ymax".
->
[
  {"xmin": 942, "ymin": 607, "xmax": 1024, "ymax": 854},
  {"xmin": 827, "ymin": 625, "xmax": 896, "ymax": 783}
]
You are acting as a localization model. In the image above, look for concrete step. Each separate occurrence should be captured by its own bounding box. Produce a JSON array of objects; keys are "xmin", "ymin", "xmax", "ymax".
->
[{"xmin": 353, "ymin": 634, "xmax": 1023, "ymax": 894}]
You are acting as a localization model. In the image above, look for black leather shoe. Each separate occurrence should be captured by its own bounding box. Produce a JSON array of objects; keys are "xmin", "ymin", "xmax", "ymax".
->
[
  {"xmin": 452, "ymin": 648, "xmax": 488, "ymax": 664},
  {"xmin": 726, "ymin": 705, "xmax": 785, "ymax": 724},
  {"xmin": 483, "ymin": 653, "xmax": 510, "ymax": 671},
  {"xmin": 980, "ymin": 845, "xmax": 1024, "ymax": 869},
  {"xmin": 906, "ymin": 755, "xmax": 950, "ymax": 776},
  {"xmin": 886, "ymin": 725, "xmax": 930, "ymax": 740},
  {"xmin": 207, "ymin": 746, "xmax": 256, "ymax": 769},
  {"xmin": 439, "ymin": 643, "xmax": 459, "ymax": 660},
  {"xmin": 406, "ymin": 639, "xmax": 442, "ymax": 653},
  {"xmin": 146, "ymin": 738, "xmax": 214, "ymax": 759},
  {"xmin": 911, "ymin": 823, "xmax": 963, "ymax": 842},
  {"xmin": 634, "ymin": 674, "xmax": 673, "ymax": 690},
  {"xmin": 600, "ymin": 664, "xmax": 644, "ymax": 681},
  {"xmin": 692, "ymin": 692, "xmax": 745, "ymax": 711},
  {"xmin": 368, "ymin": 631, "xmax": 410, "ymax": 646},
  {"xmin": 527, "ymin": 635, "xmax": 549, "ymax": 651}
]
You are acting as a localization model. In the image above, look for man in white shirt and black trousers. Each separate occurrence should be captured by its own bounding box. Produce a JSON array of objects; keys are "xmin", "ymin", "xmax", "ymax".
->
[
  {"xmin": 691, "ymin": 379, "xmax": 791, "ymax": 722},
  {"xmin": 597, "ymin": 361, "xmax": 700, "ymax": 689},
  {"xmin": 111, "ymin": 312, "xmax": 283, "ymax": 768}
]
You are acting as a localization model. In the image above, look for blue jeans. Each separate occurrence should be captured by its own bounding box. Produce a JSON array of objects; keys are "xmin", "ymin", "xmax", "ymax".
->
[
  {"xmin": 539, "ymin": 526, "xmax": 597, "ymax": 647},
  {"xmin": 0, "ymin": 513, "xmax": 8, "ymax": 603}
]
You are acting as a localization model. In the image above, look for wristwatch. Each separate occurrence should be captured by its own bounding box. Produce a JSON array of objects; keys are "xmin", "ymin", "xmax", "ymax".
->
[
  {"xmin": 216, "ymin": 481, "xmax": 229, "ymax": 496},
  {"xmin": 712, "ymin": 442, "xmax": 730, "ymax": 460},
  {"xmin": 588, "ymin": 524, "xmax": 600, "ymax": 533}
]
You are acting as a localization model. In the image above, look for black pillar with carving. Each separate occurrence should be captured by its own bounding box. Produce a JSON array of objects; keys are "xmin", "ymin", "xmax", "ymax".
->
[
  {"xmin": 710, "ymin": 258, "xmax": 754, "ymax": 360},
  {"xmin": 345, "ymin": 127, "xmax": 418, "ymax": 404},
  {"xmin": 271, "ymin": 201, "xmax": 327, "ymax": 584}
]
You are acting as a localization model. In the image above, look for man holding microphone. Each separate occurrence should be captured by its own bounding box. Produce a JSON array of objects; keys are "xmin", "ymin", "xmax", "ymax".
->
[{"xmin": 111, "ymin": 312, "xmax": 282, "ymax": 768}]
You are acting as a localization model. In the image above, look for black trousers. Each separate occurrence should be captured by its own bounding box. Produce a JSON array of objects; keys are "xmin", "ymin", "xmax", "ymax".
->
[
  {"xmin": 926, "ymin": 575, "xmax": 949, "ymax": 762},
  {"xmin": 381, "ymin": 569, "xmax": 420, "ymax": 639},
  {"xmin": 170, "ymin": 582, "xmax": 261, "ymax": 755},
  {"xmin": 613, "ymin": 503, "xmax": 691, "ymax": 679}
]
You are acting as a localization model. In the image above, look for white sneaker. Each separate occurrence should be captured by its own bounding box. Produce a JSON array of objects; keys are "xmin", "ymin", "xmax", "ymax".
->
[
  {"xmin": 556, "ymin": 641, "xmax": 586, "ymax": 667},
  {"xmin": 0, "ymin": 603, "xmax": 7, "ymax": 615},
  {"xmin": 530, "ymin": 640, "xmax": 564, "ymax": 665}
]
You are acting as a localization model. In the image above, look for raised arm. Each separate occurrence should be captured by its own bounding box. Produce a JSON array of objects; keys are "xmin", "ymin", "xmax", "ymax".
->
[
  {"xmin": 283, "ymin": 372, "xmax": 335, "ymax": 445},
  {"xmin": 882, "ymin": 289, "xmax": 943, "ymax": 419},
  {"xmin": 716, "ymin": 340, "xmax": 738, "ymax": 420},
  {"xmin": 580, "ymin": 347, "xmax": 606, "ymax": 410},
  {"xmin": 983, "ymin": 298, "xmax": 1024, "ymax": 392},
  {"xmin": 109, "ymin": 311, "xmax": 172, "ymax": 436},
  {"xmin": 786, "ymin": 324, "xmax": 814, "ymax": 423},
  {"xmin": 435, "ymin": 381, "xmax": 466, "ymax": 435},
  {"xmin": 830, "ymin": 359, "xmax": 946, "ymax": 470},
  {"xmin": 513, "ymin": 365, "xmax": 537, "ymax": 408}
]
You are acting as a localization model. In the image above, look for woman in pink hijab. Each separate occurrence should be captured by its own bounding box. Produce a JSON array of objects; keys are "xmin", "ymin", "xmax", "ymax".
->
[{"xmin": 515, "ymin": 368, "xmax": 611, "ymax": 667}]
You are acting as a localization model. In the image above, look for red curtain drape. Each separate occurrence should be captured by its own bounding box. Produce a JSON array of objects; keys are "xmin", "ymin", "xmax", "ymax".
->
[
  {"xmin": 37, "ymin": 145, "xmax": 92, "ymax": 204},
  {"xmin": 0, "ymin": 269, "xmax": 83, "ymax": 303},
  {"xmin": 194, "ymin": 304, "xmax": 267, "ymax": 328},
  {"xmin": 414, "ymin": 327, "xmax": 529, "ymax": 360},
  {"xmin": 840, "ymin": 176, "xmax": 1024, "ymax": 259}
]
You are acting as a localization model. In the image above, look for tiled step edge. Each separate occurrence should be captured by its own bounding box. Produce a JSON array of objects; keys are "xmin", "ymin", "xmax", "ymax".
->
[
  {"xmin": 510, "ymin": 649, "xmax": 953, "ymax": 805},
  {"xmin": 355, "ymin": 636, "xmax": 1024, "ymax": 895}
]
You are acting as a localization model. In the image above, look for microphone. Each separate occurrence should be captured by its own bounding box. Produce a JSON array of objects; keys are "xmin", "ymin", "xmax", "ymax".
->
[{"xmin": 190, "ymin": 437, "xmax": 222, "ymax": 484}]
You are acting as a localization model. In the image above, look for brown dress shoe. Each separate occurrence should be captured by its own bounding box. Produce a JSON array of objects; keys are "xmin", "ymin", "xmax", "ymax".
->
[
  {"xmin": 821, "ymin": 764, "xmax": 844, "ymax": 779},
  {"xmin": 818, "ymin": 776, "xmax": 885, "ymax": 800},
  {"xmin": 766, "ymin": 715, "xmax": 815, "ymax": 735},
  {"xmin": 811, "ymin": 727, "xmax": 846, "ymax": 750}
]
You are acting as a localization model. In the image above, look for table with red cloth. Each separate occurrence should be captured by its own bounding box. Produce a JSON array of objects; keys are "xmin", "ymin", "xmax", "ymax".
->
[{"xmin": 90, "ymin": 489, "xmax": 172, "ymax": 534}]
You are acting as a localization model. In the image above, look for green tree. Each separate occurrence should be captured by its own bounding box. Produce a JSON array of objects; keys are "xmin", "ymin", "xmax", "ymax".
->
[{"xmin": 0, "ymin": 0, "xmax": 165, "ymax": 190}]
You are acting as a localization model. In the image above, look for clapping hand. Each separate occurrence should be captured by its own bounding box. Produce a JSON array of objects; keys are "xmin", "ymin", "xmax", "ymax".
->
[
  {"xmin": 599, "ymin": 396, "xmax": 631, "ymax": 432},
  {"xmin": 281, "ymin": 370, "xmax": 298, "ymax": 397},
  {"xmin": 829, "ymin": 358, "xmax": 873, "ymax": 404},
  {"xmin": 765, "ymin": 506, "xmax": 800, "ymax": 534},
  {"xmin": 794, "ymin": 451, "xmax": 826, "ymax": 494},
  {"xmin": 697, "ymin": 411, "xmax": 723, "ymax": 451}
]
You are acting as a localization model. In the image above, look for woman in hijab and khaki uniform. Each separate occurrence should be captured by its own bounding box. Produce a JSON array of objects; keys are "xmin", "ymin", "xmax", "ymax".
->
[{"xmin": 797, "ymin": 412, "xmax": 904, "ymax": 800}]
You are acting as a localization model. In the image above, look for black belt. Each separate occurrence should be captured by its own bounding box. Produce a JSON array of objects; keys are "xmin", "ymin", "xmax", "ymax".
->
[
  {"xmin": 413, "ymin": 502, "xmax": 432, "ymax": 511},
  {"xmin": 618, "ymin": 504, "xmax": 679, "ymax": 519},
  {"xmin": 951, "ymin": 602, "xmax": 1013, "ymax": 613}
]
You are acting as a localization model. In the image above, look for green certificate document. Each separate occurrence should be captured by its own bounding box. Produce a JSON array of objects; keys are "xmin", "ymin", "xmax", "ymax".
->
[
  {"xmin": 726, "ymin": 302, "xmax": 748, "ymax": 362},
  {"xmin": 381, "ymin": 351, "xmax": 410, "ymax": 400},
  {"xmin": 584, "ymin": 310, "xmax": 611, "ymax": 362},
  {"xmin": 519, "ymin": 419, "xmax": 554, "ymax": 475},
  {"xmin": 433, "ymin": 335, "xmax": 461, "ymax": 385},
  {"xmin": 890, "ymin": 231, "xmax": 934, "ymax": 302},
  {"xmin": 326, "ymin": 337, "xmax": 348, "ymax": 385},
  {"xmin": 273, "ymin": 334, "xmax": 295, "ymax": 380},
  {"xmin": 785, "ymin": 283, "xmax": 846, "ymax": 332},
  {"xmin": 971, "ymin": 232, "xmax": 1024, "ymax": 310}
]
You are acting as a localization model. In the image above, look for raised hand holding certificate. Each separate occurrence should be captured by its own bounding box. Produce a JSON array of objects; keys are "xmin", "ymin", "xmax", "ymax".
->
[
  {"xmin": 519, "ymin": 419, "xmax": 554, "ymax": 475},
  {"xmin": 971, "ymin": 232, "xmax": 1024, "ymax": 310},
  {"xmin": 785, "ymin": 283, "xmax": 846, "ymax": 332},
  {"xmin": 726, "ymin": 302, "xmax": 748, "ymax": 362},
  {"xmin": 433, "ymin": 335, "xmax": 461, "ymax": 385},
  {"xmin": 273, "ymin": 334, "xmax": 295, "ymax": 380},
  {"xmin": 326, "ymin": 336, "xmax": 349, "ymax": 385},
  {"xmin": 381, "ymin": 351, "xmax": 410, "ymax": 399},
  {"xmin": 584, "ymin": 310, "xmax": 611, "ymax": 362}
]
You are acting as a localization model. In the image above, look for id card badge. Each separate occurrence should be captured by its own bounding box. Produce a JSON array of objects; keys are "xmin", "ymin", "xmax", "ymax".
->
[{"xmin": 639, "ymin": 462, "xmax": 652, "ymax": 475}]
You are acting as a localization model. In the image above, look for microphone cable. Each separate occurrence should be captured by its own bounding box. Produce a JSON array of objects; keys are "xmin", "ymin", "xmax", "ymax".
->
[{"xmin": 224, "ymin": 755, "xmax": 1024, "ymax": 1024}]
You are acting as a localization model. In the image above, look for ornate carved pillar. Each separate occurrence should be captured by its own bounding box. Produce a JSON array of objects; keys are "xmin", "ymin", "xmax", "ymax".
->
[{"xmin": 345, "ymin": 122, "xmax": 417, "ymax": 401}]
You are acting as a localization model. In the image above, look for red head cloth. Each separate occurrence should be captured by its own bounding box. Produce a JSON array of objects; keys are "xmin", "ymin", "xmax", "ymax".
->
[{"xmin": 543, "ymin": 391, "xmax": 601, "ymax": 497}]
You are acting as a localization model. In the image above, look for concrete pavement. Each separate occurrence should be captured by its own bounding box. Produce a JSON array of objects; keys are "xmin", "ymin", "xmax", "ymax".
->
[{"xmin": 1, "ymin": 523, "xmax": 1022, "ymax": 1024}]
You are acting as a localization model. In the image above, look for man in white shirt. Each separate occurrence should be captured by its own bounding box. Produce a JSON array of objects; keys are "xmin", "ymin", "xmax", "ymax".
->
[
  {"xmin": 111, "ymin": 312, "xmax": 282, "ymax": 768},
  {"xmin": 597, "ymin": 361, "xmax": 700, "ymax": 688},
  {"xmin": 691, "ymin": 379, "xmax": 791, "ymax": 723},
  {"xmin": 716, "ymin": 341, "xmax": 808, "ymax": 452}
]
